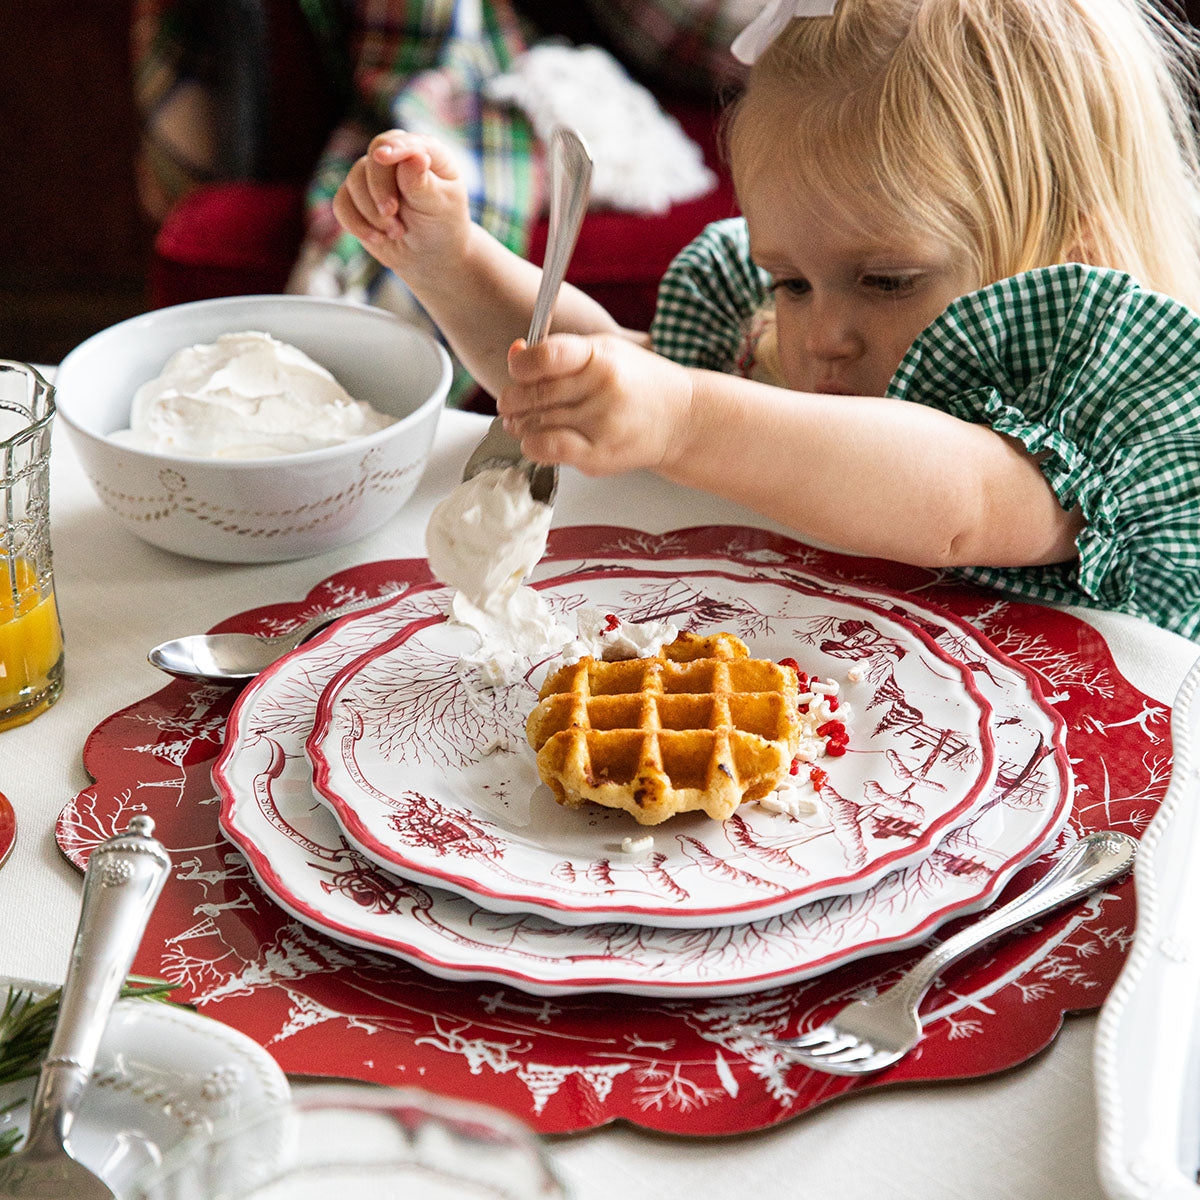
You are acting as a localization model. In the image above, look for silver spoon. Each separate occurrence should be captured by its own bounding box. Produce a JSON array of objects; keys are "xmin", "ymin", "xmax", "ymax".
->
[
  {"xmin": 0, "ymin": 816, "xmax": 170, "ymax": 1199},
  {"xmin": 462, "ymin": 125, "xmax": 593, "ymax": 505},
  {"xmin": 148, "ymin": 586, "xmax": 407, "ymax": 683}
]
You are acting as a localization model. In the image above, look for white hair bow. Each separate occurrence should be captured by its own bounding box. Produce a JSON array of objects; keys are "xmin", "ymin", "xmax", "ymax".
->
[{"xmin": 731, "ymin": 0, "xmax": 838, "ymax": 64}]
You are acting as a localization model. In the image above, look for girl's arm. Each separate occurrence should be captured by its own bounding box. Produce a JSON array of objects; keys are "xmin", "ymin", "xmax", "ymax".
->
[
  {"xmin": 678, "ymin": 369, "xmax": 1082, "ymax": 567},
  {"xmin": 401, "ymin": 223, "xmax": 633, "ymax": 395},
  {"xmin": 333, "ymin": 131, "xmax": 629, "ymax": 397},
  {"xmin": 500, "ymin": 334, "xmax": 1083, "ymax": 569}
]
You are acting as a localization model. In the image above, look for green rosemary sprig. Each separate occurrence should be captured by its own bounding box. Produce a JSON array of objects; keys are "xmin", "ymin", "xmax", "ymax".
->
[{"xmin": 0, "ymin": 976, "xmax": 181, "ymax": 1158}]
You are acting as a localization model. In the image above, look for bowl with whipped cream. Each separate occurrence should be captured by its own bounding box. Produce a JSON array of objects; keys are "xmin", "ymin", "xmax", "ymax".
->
[{"xmin": 55, "ymin": 295, "xmax": 452, "ymax": 562}]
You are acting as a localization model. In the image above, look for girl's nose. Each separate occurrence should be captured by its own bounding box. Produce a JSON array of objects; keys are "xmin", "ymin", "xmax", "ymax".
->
[{"xmin": 804, "ymin": 298, "xmax": 860, "ymax": 360}]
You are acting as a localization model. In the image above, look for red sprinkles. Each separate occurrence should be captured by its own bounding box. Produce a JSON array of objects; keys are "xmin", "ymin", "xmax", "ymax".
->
[{"xmin": 780, "ymin": 659, "xmax": 851, "ymax": 773}]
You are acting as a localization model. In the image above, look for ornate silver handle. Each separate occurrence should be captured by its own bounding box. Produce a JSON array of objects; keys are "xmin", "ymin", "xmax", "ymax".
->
[
  {"xmin": 892, "ymin": 831, "xmax": 1137, "ymax": 1010},
  {"xmin": 23, "ymin": 815, "xmax": 171, "ymax": 1156}
]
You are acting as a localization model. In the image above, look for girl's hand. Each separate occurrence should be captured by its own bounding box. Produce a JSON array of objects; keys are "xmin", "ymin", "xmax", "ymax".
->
[
  {"xmin": 332, "ymin": 130, "xmax": 472, "ymax": 283},
  {"xmin": 498, "ymin": 335, "xmax": 694, "ymax": 476}
]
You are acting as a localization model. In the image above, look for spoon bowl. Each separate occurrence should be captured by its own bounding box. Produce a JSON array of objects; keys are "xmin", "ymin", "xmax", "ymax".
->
[
  {"xmin": 148, "ymin": 587, "xmax": 407, "ymax": 683},
  {"xmin": 149, "ymin": 632, "xmax": 302, "ymax": 682}
]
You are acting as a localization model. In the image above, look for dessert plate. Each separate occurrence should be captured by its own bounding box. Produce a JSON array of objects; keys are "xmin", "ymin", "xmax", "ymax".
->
[
  {"xmin": 0, "ymin": 997, "xmax": 290, "ymax": 1196},
  {"xmin": 305, "ymin": 567, "xmax": 997, "ymax": 927},
  {"xmin": 213, "ymin": 575, "xmax": 1071, "ymax": 998}
]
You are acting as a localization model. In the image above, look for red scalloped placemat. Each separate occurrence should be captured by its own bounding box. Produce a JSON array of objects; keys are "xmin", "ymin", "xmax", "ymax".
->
[{"xmin": 57, "ymin": 527, "xmax": 1166, "ymax": 1135}]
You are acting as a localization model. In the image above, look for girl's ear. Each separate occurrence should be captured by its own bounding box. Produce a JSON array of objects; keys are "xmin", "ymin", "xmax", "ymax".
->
[{"xmin": 1064, "ymin": 218, "xmax": 1099, "ymax": 265}]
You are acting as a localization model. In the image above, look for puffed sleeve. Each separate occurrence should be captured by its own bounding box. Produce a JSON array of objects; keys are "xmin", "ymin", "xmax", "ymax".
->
[
  {"xmin": 889, "ymin": 263, "xmax": 1200, "ymax": 639},
  {"xmin": 650, "ymin": 217, "xmax": 771, "ymax": 372}
]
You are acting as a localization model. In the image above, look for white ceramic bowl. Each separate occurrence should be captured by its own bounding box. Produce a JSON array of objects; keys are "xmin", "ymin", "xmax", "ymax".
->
[{"xmin": 55, "ymin": 295, "xmax": 451, "ymax": 563}]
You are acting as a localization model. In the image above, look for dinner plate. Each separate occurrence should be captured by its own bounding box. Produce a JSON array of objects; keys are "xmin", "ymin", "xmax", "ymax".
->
[
  {"xmin": 1095, "ymin": 652, "xmax": 1200, "ymax": 1200},
  {"xmin": 0, "ymin": 997, "xmax": 290, "ymax": 1195},
  {"xmin": 213, "ymin": 560, "xmax": 1071, "ymax": 998},
  {"xmin": 305, "ymin": 566, "xmax": 996, "ymax": 927}
]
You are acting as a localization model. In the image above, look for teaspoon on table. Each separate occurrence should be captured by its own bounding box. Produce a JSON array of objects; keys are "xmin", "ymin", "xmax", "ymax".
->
[
  {"xmin": 148, "ymin": 587, "xmax": 407, "ymax": 683},
  {"xmin": 461, "ymin": 125, "xmax": 593, "ymax": 506}
]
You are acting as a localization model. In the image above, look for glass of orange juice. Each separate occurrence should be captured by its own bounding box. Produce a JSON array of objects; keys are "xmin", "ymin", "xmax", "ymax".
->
[{"xmin": 0, "ymin": 362, "xmax": 63, "ymax": 731}]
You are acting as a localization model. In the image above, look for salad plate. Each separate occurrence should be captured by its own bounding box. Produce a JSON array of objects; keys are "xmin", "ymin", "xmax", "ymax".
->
[
  {"xmin": 305, "ymin": 566, "xmax": 997, "ymax": 927},
  {"xmin": 0, "ymin": 997, "xmax": 289, "ymax": 1196},
  {"xmin": 213, "ymin": 562, "xmax": 1070, "ymax": 998}
]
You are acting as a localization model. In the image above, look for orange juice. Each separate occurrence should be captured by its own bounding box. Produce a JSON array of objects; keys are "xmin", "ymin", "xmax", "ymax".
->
[{"xmin": 0, "ymin": 557, "xmax": 64, "ymax": 729}]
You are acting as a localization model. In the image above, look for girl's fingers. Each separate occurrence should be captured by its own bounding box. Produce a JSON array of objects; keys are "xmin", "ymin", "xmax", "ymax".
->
[
  {"xmin": 341, "ymin": 167, "xmax": 397, "ymax": 237},
  {"xmin": 363, "ymin": 152, "xmax": 406, "ymax": 220},
  {"xmin": 390, "ymin": 145, "xmax": 462, "ymax": 211},
  {"xmin": 390, "ymin": 134, "xmax": 463, "ymax": 182},
  {"xmin": 368, "ymin": 130, "xmax": 417, "ymax": 162},
  {"xmin": 520, "ymin": 427, "xmax": 608, "ymax": 474},
  {"xmin": 497, "ymin": 372, "xmax": 590, "ymax": 418},
  {"xmin": 507, "ymin": 334, "xmax": 594, "ymax": 383},
  {"xmin": 503, "ymin": 401, "xmax": 589, "ymax": 441},
  {"xmin": 371, "ymin": 132, "xmax": 462, "ymax": 206},
  {"xmin": 333, "ymin": 183, "xmax": 389, "ymax": 245}
]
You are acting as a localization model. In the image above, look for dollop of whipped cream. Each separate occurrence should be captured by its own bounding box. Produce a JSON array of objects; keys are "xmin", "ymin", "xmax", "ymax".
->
[
  {"xmin": 425, "ymin": 466, "xmax": 570, "ymax": 685},
  {"xmin": 559, "ymin": 607, "xmax": 679, "ymax": 663},
  {"xmin": 112, "ymin": 331, "xmax": 395, "ymax": 457}
]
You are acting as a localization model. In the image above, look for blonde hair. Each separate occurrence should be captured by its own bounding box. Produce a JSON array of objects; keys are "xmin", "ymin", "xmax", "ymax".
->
[{"xmin": 727, "ymin": 0, "xmax": 1200, "ymax": 309}]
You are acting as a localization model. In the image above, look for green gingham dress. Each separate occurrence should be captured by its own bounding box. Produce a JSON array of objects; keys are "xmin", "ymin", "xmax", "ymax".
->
[{"xmin": 650, "ymin": 218, "xmax": 1200, "ymax": 640}]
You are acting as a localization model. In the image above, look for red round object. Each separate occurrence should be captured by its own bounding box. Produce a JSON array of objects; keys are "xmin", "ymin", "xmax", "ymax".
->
[{"xmin": 0, "ymin": 788, "xmax": 15, "ymax": 868}]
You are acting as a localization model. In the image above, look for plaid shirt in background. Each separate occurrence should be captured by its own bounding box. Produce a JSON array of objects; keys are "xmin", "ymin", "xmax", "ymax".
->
[
  {"xmin": 292, "ymin": 0, "xmax": 537, "ymax": 304},
  {"xmin": 290, "ymin": 0, "xmax": 752, "ymax": 401},
  {"xmin": 132, "ymin": 0, "xmax": 751, "ymax": 400}
]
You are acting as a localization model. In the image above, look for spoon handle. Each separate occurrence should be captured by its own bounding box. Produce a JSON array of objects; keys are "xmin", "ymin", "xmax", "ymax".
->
[
  {"xmin": 527, "ymin": 128, "xmax": 593, "ymax": 346},
  {"xmin": 24, "ymin": 816, "xmax": 170, "ymax": 1155},
  {"xmin": 270, "ymin": 585, "xmax": 409, "ymax": 647}
]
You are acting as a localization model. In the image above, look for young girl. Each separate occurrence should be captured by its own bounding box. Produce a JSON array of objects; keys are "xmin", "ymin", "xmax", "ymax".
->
[{"xmin": 333, "ymin": 0, "xmax": 1200, "ymax": 639}]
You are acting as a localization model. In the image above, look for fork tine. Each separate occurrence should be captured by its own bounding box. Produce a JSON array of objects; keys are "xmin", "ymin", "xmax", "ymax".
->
[
  {"xmin": 809, "ymin": 1041, "xmax": 879, "ymax": 1066},
  {"xmin": 789, "ymin": 1026, "xmax": 838, "ymax": 1049},
  {"xmin": 795, "ymin": 1033, "xmax": 860, "ymax": 1058},
  {"xmin": 792, "ymin": 1047, "xmax": 902, "ymax": 1076}
]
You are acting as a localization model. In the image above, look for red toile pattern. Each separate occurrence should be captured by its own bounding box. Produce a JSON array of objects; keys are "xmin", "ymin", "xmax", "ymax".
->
[{"xmin": 57, "ymin": 528, "xmax": 1164, "ymax": 1135}]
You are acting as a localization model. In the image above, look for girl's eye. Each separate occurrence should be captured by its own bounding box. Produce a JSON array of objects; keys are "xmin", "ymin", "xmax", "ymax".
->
[
  {"xmin": 862, "ymin": 273, "xmax": 917, "ymax": 295},
  {"xmin": 770, "ymin": 278, "xmax": 811, "ymax": 298}
]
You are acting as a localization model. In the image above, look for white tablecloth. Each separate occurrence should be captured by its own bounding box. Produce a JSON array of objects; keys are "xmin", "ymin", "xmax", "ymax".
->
[{"xmin": 3, "ymin": 403, "xmax": 1196, "ymax": 1199}]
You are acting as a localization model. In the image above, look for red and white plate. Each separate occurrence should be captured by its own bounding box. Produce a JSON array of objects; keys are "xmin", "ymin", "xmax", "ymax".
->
[
  {"xmin": 213, "ymin": 550, "xmax": 1071, "ymax": 998},
  {"xmin": 306, "ymin": 566, "xmax": 997, "ymax": 927}
]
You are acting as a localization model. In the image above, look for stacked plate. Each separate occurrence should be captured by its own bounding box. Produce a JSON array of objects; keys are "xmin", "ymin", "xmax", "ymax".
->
[{"xmin": 213, "ymin": 541, "xmax": 1072, "ymax": 998}]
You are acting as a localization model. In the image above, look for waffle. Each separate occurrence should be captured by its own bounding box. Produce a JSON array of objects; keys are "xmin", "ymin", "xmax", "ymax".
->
[{"xmin": 526, "ymin": 631, "xmax": 804, "ymax": 825}]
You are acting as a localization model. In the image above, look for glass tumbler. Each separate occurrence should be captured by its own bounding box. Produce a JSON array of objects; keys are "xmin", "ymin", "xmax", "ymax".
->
[
  {"xmin": 0, "ymin": 361, "xmax": 63, "ymax": 730},
  {"xmin": 130, "ymin": 1083, "xmax": 569, "ymax": 1200}
]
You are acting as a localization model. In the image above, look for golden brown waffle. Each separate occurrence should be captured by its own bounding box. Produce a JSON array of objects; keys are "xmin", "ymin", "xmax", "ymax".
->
[{"xmin": 526, "ymin": 631, "xmax": 804, "ymax": 825}]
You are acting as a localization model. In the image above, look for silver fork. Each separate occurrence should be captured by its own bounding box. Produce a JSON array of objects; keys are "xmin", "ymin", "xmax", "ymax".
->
[
  {"xmin": 0, "ymin": 817, "xmax": 171, "ymax": 1198},
  {"xmin": 748, "ymin": 830, "xmax": 1137, "ymax": 1076},
  {"xmin": 462, "ymin": 125, "xmax": 593, "ymax": 505}
]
